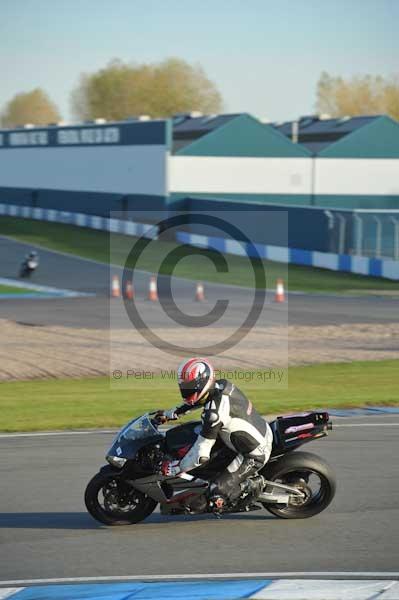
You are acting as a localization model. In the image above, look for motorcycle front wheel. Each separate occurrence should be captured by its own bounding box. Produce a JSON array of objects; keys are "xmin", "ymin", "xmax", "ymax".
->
[
  {"xmin": 85, "ymin": 466, "xmax": 157, "ymax": 525},
  {"xmin": 261, "ymin": 451, "xmax": 336, "ymax": 519}
]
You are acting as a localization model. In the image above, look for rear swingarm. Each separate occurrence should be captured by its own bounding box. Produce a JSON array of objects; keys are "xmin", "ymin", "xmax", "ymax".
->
[{"xmin": 258, "ymin": 478, "xmax": 306, "ymax": 504}]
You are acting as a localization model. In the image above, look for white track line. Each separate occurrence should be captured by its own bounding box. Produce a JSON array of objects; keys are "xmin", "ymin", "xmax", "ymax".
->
[
  {"xmin": 0, "ymin": 235, "xmax": 114, "ymax": 269},
  {"xmin": 0, "ymin": 430, "xmax": 117, "ymax": 439},
  {"xmin": 1, "ymin": 422, "xmax": 399, "ymax": 439},
  {"xmin": 1, "ymin": 573, "xmax": 399, "ymax": 586},
  {"xmin": 333, "ymin": 423, "xmax": 399, "ymax": 427},
  {"xmin": 0, "ymin": 276, "xmax": 93, "ymax": 297},
  {"xmin": 0, "ymin": 590, "xmax": 22, "ymax": 599}
]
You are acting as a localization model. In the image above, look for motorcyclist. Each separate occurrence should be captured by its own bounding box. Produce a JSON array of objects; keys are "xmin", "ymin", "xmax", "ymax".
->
[
  {"xmin": 156, "ymin": 357, "xmax": 273, "ymax": 511},
  {"xmin": 25, "ymin": 251, "xmax": 39, "ymax": 268},
  {"xmin": 19, "ymin": 250, "xmax": 39, "ymax": 278}
]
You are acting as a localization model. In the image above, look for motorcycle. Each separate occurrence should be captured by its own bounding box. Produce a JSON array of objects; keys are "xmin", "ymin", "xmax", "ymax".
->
[
  {"xmin": 85, "ymin": 410, "xmax": 336, "ymax": 525},
  {"xmin": 19, "ymin": 258, "xmax": 38, "ymax": 278}
]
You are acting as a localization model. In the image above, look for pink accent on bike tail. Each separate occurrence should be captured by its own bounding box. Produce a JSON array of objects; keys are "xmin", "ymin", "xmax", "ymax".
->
[{"xmin": 284, "ymin": 422, "xmax": 315, "ymax": 434}]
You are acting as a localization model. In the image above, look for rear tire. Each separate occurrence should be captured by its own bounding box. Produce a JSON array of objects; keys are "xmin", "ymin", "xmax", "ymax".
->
[
  {"xmin": 260, "ymin": 451, "xmax": 336, "ymax": 519},
  {"xmin": 85, "ymin": 466, "xmax": 157, "ymax": 525}
]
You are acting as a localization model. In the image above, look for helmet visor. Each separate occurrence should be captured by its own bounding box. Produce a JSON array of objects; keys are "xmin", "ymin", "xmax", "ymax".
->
[{"xmin": 179, "ymin": 378, "xmax": 202, "ymax": 399}]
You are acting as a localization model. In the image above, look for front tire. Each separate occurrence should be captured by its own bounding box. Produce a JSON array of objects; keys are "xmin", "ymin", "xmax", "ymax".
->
[
  {"xmin": 261, "ymin": 451, "xmax": 336, "ymax": 519},
  {"xmin": 85, "ymin": 466, "xmax": 157, "ymax": 525}
]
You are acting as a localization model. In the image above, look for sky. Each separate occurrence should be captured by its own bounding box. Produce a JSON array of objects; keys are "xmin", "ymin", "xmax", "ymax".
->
[{"xmin": 0, "ymin": 0, "xmax": 398, "ymax": 122}]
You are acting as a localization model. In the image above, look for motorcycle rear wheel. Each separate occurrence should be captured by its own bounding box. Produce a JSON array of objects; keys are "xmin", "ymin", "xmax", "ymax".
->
[
  {"xmin": 85, "ymin": 466, "xmax": 157, "ymax": 525},
  {"xmin": 261, "ymin": 451, "xmax": 336, "ymax": 519}
]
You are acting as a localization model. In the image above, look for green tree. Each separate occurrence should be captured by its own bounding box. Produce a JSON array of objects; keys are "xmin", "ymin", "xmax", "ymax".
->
[
  {"xmin": 316, "ymin": 72, "xmax": 399, "ymax": 121},
  {"xmin": 1, "ymin": 88, "xmax": 61, "ymax": 127},
  {"xmin": 71, "ymin": 58, "xmax": 223, "ymax": 120}
]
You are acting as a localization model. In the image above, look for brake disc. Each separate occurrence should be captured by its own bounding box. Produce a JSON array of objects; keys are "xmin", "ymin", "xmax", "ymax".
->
[{"xmin": 288, "ymin": 480, "xmax": 312, "ymax": 506}]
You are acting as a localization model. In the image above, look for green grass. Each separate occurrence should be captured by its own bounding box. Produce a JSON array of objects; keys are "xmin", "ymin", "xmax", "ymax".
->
[
  {"xmin": 1, "ymin": 216, "xmax": 398, "ymax": 293},
  {"xmin": 1, "ymin": 360, "xmax": 398, "ymax": 432},
  {"xmin": 0, "ymin": 284, "xmax": 36, "ymax": 295}
]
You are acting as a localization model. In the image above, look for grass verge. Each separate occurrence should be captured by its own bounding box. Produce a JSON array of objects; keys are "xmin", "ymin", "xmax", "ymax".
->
[
  {"xmin": 1, "ymin": 216, "xmax": 398, "ymax": 293},
  {"xmin": 0, "ymin": 284, "xmax": 38, "ymax": 295},
  {"xmin": 1, "ymin": 360, "xmax": 397, "ymax": 432}
]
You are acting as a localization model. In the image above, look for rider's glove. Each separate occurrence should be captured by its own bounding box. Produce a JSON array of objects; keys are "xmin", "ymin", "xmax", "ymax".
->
[
  {"xmin": 155, "ymin": 409, "xmax": 177, "ymax": 424},
  {"xmin": 164, "ymin": 408, "xmax": 178, "ymax": 420},
  {"xmin": 161, "ymin": 459, "xmax": 181, "ymax": 477}
]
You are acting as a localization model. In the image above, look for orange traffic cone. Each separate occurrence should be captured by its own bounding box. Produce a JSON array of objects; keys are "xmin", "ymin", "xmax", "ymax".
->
[
  {"xmin": 124, "ymin": 279, "xmax": 134, "ymax": 300},
  {"xmin": 195, "ymin": 282, "xmax": 205, "ymax": 302},
  {"xmin": 111, "ymin": 275, "xmax": 121, "ymax": 298},
  {"xmin": 147, "ymin": 276, "xmax": 158, "ymax": 301},
  {"xmin": 274, "ymin": 278, "xmax": 286, "ymax": 303}
]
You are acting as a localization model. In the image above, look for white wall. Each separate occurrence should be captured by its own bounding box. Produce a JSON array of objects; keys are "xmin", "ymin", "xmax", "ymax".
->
[
  {"xmin": 169, "ymin": 156, "xmax": 312, "ymax": 195},
  {"xmin": 315, "ymin": 158, "xmax": 399, "ymax": 196},
  {"xmin": 170, "ymin": 155, "xmax": 399, "ymax": 197},
  {"xmin": 2, "ymin": 146, "xmax": 398, "ymax": 199},
  {"xmin": 0, "ymin": 145, "xmax": 167, "ymax": 196}
]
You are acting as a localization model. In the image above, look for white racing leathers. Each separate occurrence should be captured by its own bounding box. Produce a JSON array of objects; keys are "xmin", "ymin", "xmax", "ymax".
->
[{"xmin": 177, "ymin": 380, "xmax": 273, "ymax": 501}]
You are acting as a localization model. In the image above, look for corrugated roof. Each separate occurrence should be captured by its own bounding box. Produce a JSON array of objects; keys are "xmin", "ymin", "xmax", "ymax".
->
[
  {"xmin": 172, "ymin": 112, "xmax": 388, "ymax": 155},
  {"xmin": 273, "ymin": 115, "xmax": 383, "ymax": 153},
  {"xmin": 173, "ymin": 113, "xmax": 241, "ymax": 134},
  {"xmin": 172, "ymin": 113, "xmax": 243, "ymax": 151}
]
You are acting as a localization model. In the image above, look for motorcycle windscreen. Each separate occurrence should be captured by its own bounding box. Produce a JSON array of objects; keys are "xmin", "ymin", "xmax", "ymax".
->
[{"xmin": 107, "ymin": 415, "xmax": 163, "ymax": 460}]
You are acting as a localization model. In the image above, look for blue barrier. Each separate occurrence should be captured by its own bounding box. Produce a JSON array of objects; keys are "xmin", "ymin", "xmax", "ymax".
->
[
  {"xmin": 2, "ymin": 202, "xmax": 398, "ymax": 279},
  {"xmin": 176, "ymin": 231, "xmax": 399, "ymax": 280},
  {"xmin": 0, "ymin": 203, "xmax": 158, "ymax": 240}
]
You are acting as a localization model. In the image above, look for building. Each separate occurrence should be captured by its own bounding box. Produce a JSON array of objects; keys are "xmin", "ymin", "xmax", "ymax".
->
[
  {"xmin": 170, "ymin": 112, "xmax": 312, "ymax": 208},
  {"xmin": 0, "ymin": 119, "xmax": 170, "ymax": 222},
  {"xmin": 0, "ymin": 112, "xmax": 398, "ymax": 259}
]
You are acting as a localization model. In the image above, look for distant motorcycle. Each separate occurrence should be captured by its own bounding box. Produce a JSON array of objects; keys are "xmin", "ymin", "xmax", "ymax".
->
[
  {"xmin": 19, "ymin": 252, "xmax": 39, "ymax": 278},
  {"xmin": 85, "ymin": 410, "xmax": 336, "ymax": 525}
]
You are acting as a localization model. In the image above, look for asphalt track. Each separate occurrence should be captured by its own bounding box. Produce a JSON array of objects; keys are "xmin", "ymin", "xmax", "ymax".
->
[
  {"xmin": 0, "ymin": 415, "xmax": 398, "ymax": 580},
  {"xmin": 1, "ymin": 236, "xmax": 399, "ymax": 580},
  {"xmin": 1, "ymin": 236, "xmax": 398, "ymax": 329}
]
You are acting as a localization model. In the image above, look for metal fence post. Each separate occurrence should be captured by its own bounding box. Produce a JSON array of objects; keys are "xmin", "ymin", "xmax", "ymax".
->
[
  {"xmin": 336, "ymin": 213, "xmax": 346, "ymax": 254},
  {"xmin": 353, "ymin": 213, "xmax": 363, "ymax": 256},
  {"xmin": 372, "ymin": 215, "xmax": 382, "ymax": 258},
  {"xmin": 389, "ymin": 216, "xmax": 399, "ymax": 260},
  {"xmin": 323, "ymin": 210, "xmax": 335, "ymax": 252}
]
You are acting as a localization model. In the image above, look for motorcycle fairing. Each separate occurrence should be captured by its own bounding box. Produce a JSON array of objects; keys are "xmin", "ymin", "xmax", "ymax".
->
[{"xmin": 106, "ymin": 412, "xmax": 331, "ymax": 505}]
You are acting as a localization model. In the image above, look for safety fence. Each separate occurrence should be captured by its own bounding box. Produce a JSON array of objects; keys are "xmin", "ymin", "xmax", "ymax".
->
[
  {"xmin": 173, "ymin": 197, "xmax": 399, "ymax": 259},
  {"xmin": 327, "ymin": 208, "xmax": 399, "ymax": 260},
  {"xmin": 1, "ymin": 202, "xmax": 398, "ymax": 279},
  {"xmin": 176, "ymin": 231, "xmax": 399, "ymax": 280}
]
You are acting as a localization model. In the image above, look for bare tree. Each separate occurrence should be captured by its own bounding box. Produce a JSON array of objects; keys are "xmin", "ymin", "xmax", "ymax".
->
[
  {"xmin": 71, "ymin": 58, "xmax": 223, "ymax": 121},
  {"xmin": 316, "ymin": 72, "xmax": 399, "ymax": 120},
  {"xmin": 1, "ymin": 88, "xmax": 61, "ymax": 127}
]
